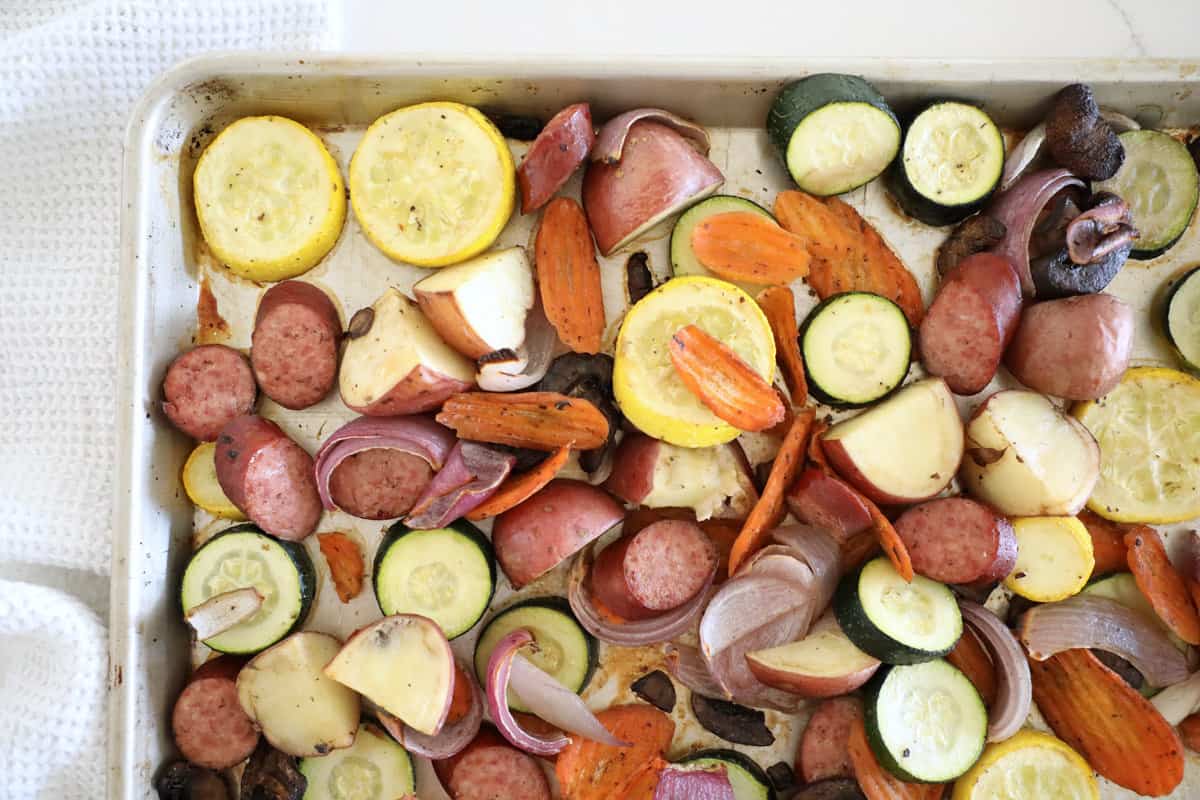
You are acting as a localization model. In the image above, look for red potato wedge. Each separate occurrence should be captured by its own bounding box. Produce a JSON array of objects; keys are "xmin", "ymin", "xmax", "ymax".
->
[
  {"xmin": 604, "ymin": 433, "xmax": 757, "ymax": 521},
  {"xmin": 492, "ymin": 479, "xmax": 624, "ymax": 588},
  {"xmin": 747, "ymin": 612, "xmax": 879, "ymax": 698},
  {"xmin": 797, "ymin": 696, "xmax": 863, "ymax": 783},
  {"xmin": 959, "ymin": 389, "xmax": 1100, "ymax": 517},
  {"xmin": 582, "ymin": 121, "xmax": 723, "ymax": 256},
  {"xmin": 413, "ymin": 246, "xmax": 535, "ymax": 360},
  {"xmin": 339, "ymin": 288, "xmax": 475, "ymax": 416},
  {"xmin": 323, "ymin": 615, "xmax": 454, "ymax": 736},
  {"xmin": 821, "ymin": 378, "xmax": 964, "ymax": 506},
  {"xmin": 518, "ymin": 103, "xmax": 594, "ymax": 214},
  {"xmin": 236, "ymin": 632, "xmax": 360, "ymax": 758},
  {"xmin": 1029, "ymin": 647, "xmax": 1184, "ymax": 796},
  {"xmin": 785, "ymin": 467, "xmax": 873, "ymax": 541},
  {"xmin": 251, "ymin": 280, "xmax": 341, "ymax": 410},
  {"xmin": 1126, "ymin": 528, "xmax": 1200, "ymax": 646}
]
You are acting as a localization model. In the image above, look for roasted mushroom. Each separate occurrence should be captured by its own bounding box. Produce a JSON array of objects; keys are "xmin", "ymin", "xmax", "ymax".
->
[
  {"xmin": 240, "ymin": 741, "xmax": 306, "ymax": 800},
  {"xmin": 784, "ymin": 779, "xmax": 867, "ymax": 800},
  {"xmin": 936, "ymin": 213, "xmax": 1007, "ymax": 275},
  {"xmin": 537, "ymin": 353, "xmax": 623, "ymax": 475},
  {"xmin": 484, "ymin": 111, "xmax": 544, "ymax": 141},
  {"xmin": 630, "ymin": 669, "xmax": 677, "ymax": 712},
  {"xmin": 1093, "ymin": 649, "xmax": 1146, "ymax": 692},
  {"xmin": 626, "ymin": 251, "xmax": 655, "ymax": 304},
  {"xmin": 1030, "ymin": 192, "xmax": 1136, "ymax": 297},
  {"xmin": 1045, "ymin": 84, "xmax": 1125, "ymax": 180},
  {"xmin": 690, "ymin": 692, "xmax": 775, "ymax": 746},
  {"xmin": 156, "ymin": 762, "xmax": 231, "ymax": 800}
]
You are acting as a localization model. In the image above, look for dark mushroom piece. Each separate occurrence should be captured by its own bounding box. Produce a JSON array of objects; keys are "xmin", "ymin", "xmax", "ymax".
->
[
  {"xmin": 240, "ymin": 741, "xmax": 307, "ymax": 800},
  {"xmin": 631, "ymin": 669, "xmax": 677, "ymax": 712},
  {"xmin": 155, "ymin": 762, "xmax": 231, "ymax": 800},
  {"xmin": 626, "ymin": 251, "xmax": 655, "ymax": 304},
  {"xmin": 690, "ymin": 692, "xmax": 775, "ymax": 746},
  {"xmin": 1092, "ymin": 649, "xmax": 1146, "ymax": 692},
  {"xmin": 1030, "ymin": 192, "xmax": 1137, "ymax": 298},
  {"xmin": 936, "ymin": 214, "xmax": 1007, "ymax": 275},
  {"xmin": 767, "ymin": 761, "xmax": 797, "ymax": 793},
  {"xmin": 484, "ymin": 111, "xmax": 544, "ymax": 142},
  {"xmin": 1045, "ymin": 84, "xmax": 1125, "ymax": 180},
  {"xmin": 783, "ymin": 779, "xmax": 867, "ymax": 800},
  {"xmin": 537, "ymin": 353, "xmax": 623, "ymax": 475},
  {"xmin": 1190, "ymin": 134, "xmax": 1200, "ymax": 174}
]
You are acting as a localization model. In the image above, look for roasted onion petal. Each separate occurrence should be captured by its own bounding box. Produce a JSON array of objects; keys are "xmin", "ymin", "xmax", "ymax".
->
[
  {"xmin": 1151, "ymin": 671, "xmax": 1200, "ymax": 725},
  {"xmin": 988, "ymin": 168, "xmax": 1086, "ymax": 296},
  {"xmin": 313, "ymin": 415, "xmax": 457, "ymax": 511},
  {"xmin": 960, "ymin": 601, "xmax": 1032, "ymax": 743},
  {"xmin": 592, "ymin": 108, "xmax": 711, "ymax": 163},
  {"xmin": 399, "ymin": 660, "xmax": 484, "ymax": 759},
  {"xmin": 485, "ymin": 629, "xmax": 571, "ymax": 756},
  {"xmin": 1000, "ymin": 122, "xmax": 1047, "ymax": 192},
  {"xmin": 405, "ymin": 442, "xmax": 514, "ymax": 529},
  {"xmin": 1065, "ymin": 193, "xmax": 1137, "ymax": 265},
  {"xmin": 567, "ymin": 544, "xmax": 714, "ymax": 647},
  {"xmin": 654, "ymin": 763, "xmax": 736, "ymax": 800},
  {"xmin": 1019, "ymin": 595, "xmax": 1189, "ymax": 688}
]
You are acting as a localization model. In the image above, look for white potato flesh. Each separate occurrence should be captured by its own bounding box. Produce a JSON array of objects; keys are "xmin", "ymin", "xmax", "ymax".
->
[
  {"xmin": 961, "ymin": 390, "xmax": 1100, "ymax": 516},
  {"xmin": 642, "ymin": 441, "xmax": 756, "ymax": 521},
  {"xmin": 324, "ymin": 614, "xmax": 454, "ymax": 736},
  {"xmin": 237, "ymin": 632, "xmax": 360, "ymax": 757}
]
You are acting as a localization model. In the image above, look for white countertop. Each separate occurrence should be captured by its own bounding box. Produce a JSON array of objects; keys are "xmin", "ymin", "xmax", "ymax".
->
[{"xmin": 341, "ymin": 0, "xmax": 1196, "ymax": 60}]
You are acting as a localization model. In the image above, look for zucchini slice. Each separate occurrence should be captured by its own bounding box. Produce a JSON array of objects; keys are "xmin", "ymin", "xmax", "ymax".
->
[
  {"xmin": 298, "ymin": 721, "xmax": 416, "ymax": 799},
  {"xmin": 800, "ymin": 292, "xmax": 912, "ymax": 407},
  {"xmin": 1094, "ymin": 130, "xmax": 1199, "ymax": 260},
  {"xmin": 767, "ymin": 74, "xmax": 900, "ymax": 196},
  {"xmin": 1166, "ymin": 266, "xmax": 1200, "ymax": 373},
  {"xmin": 670, "ymin": 195, "xmax": 773, "ymax": 287},
  {"xmin": 887, "ymin": 101, "xmax": 1004, "ymax": 226},
  {"xmin": 835, "ymin": 557, "xmax": 962, "ymax": 665},
  {"xmin": 473, "ymin": 597, "xmax": 597, "ymax": 713},
  {"xmin": 865, "ymin": 660, "xmax": 987, "ymax": 783},
  {"xmin": 678, "ymin": 749, "xmax": 776, "ymax": 800},
  {"xmin": 180, "ymin": 524, "xmax": 315, "ymax": 654},
  {"xmin": 372, "ymin": 521, "xmax": 495, "ymax": 640}
]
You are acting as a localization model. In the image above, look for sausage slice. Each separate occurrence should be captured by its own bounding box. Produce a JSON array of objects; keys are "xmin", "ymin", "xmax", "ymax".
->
[
  {"xmin": 436, "ymin": 728, "xmax": 551, "ymax": 800},
  {"xmin": 894, "ymin": 496, "xmax": 1017, "ymax": 585},
  {"xmin": 798, "ymin": 697, "xmax": 862, "ymax": 784},
  {"xmin": 171, "ymin": 656, "xmax": 259, "ymax": 770},
  {"xmin": 250, "ymin": 281, "xmax": 341, "ymax": 410},
  {"xmin": 590, "ymin": 519, "xmax": 717, "ymax": 620},
  {"xmin": 327, "ymin": 448, "xmax": 433, "ymax": 520},
  {"xmin": 162, "ymin": 345, "xmax": 257, "ymax": 441}
]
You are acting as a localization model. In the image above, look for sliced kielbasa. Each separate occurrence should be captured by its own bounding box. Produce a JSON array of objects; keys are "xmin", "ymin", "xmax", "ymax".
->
[
  {"xmin": 918, "ymin": 252, "xmax": 1022, "ymax": 395},
  {"xmin": 798, "ymin": 697, "xmax": 862, "ymax": 784},
  {"xmin": 517, "ymin": 103, "xmax": 594, "ymax": 214},
  {"xmin": 250, "ymin": 281, "xmax": 341, "ymax": 410},
  {"xmin": 894, "ymin": 496, "xmax": 1017, "ymax": 585},
  {"xmin": 590, "ymin": 519, "xmax": 717, "ymax": 620},
  {"xmin": 171, "ymin": 655, "xmax": 259, "ymax": 770},
  {"xmin": 436, "ymin": 727, "xmax": 551, "ymax": 800},
  {"xmin": 215, "ymin": 415, "xmax": 322, "ymax": 541},
  {"xmin": 785, "ymin": 468, "xmax": 873, "ymax": 542},
  {"xmin": 327, "ymin": 448, "xmax": 433, "ymax": 520},
  {"xmin": 162, "ymin": 344, "xmax": 257, "ymax": 441}
]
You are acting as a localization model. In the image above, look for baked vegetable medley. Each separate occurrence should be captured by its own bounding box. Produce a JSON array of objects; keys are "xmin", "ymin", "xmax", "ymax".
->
[{"xmin": 157, "ymin": 80, "xmax": 1200, "ymax": 799}]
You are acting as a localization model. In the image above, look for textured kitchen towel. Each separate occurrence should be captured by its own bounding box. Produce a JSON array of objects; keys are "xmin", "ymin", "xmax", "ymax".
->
[
  {"xmin": 0, "ymin": 579, "xmax": 107, "ymax": 799},
  {"xmin": 0, "ymin": 0, "xmax": 336, "ymax": 577}
]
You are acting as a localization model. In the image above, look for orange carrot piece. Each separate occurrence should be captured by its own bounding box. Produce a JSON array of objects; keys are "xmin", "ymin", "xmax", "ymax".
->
[
  {"xmin": 1126, "ymin": 528, "xmax": 1200, "ymax": 645},
  {"xmin": 847, "ymin": 714, "xmax": 945, "ymax": 800},
  {"xmin": 1077, "ymin": 509, "xmax": 1130, "ymax": 578},
  {"xmin": 947, "ymin": 626, "xmax": 998, "ymax": 708},
  {"xmin": 728, "ymin": 407, "xmax": 815, "ymax": 576},
  {"xmin": 773, "ymin": 190, "xmax": 858, "ymax": 265},
  {"xmin": 1029, "ymin": 648, "xmax": 1184, "ymax": 796},
  {"xmin": 446, "ymin": 661, "xmax": 475, "ymax": 725},
  {"xmin": 1179, "ymin": 714, "xmax": 1200, "ymax": 753},
  {"xmin": 764, "ymin": 387, "xmax": 796, "ymax": 438},
  {"xmin": 623, "ymin": 758, "xmax": 668, "ymax": 799},
  {"xmin": 669, "ymin": 324, "xmax": 786, "ymax": 432},
  {"xmin": 756, "ymin": 285, "xmax": 809, "ymax": 405},
  {"xmin": 690, "ymin": 211, "xmax": 811, "ymax": 285},
  {"xmin": 536, "ymin": 197, "xmax": 606, "ymax": 354},
  {"xmin": 466, "ymin": 445, "xmax": 570, "ymax": 520},
  {"xmin": 555, "ymin": 705, "xmax": 675, "ymax": 800},
  {"xmin": 807, "ymin": 419, "xmax": 832, "ymax": 473},
  {"xmin": 1189, "ymin": 578, "xmax": 1200, "ymax": 620},
  {"xmin": 860, "ymin": 492, "xmax": 914, "ymax": 583},
  {"xmin": 841, "ymin": 528, "xmax": 882, "ymax": 571},
  {"xmin": 317, "ymin": 532, "xmax": 364, "ymax": 603}
]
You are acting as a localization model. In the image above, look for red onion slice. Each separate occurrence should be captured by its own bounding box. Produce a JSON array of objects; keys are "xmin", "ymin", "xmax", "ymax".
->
[
  {"xmin": 988, "ymin": 168, "xmax": 1085, "ymax": 296},
  {"xmin": 567, "ymin": 545, "xmax": 715, "ymax": 647},
  {"xmin": 999, "ymin": 122, "xmax": 1046, "ymax": 192},
  {"xmin": 665, "ymin": 643, "xmax": 727, "ymax": 698},
  {"xmin": 184, "ymin": 587, "xmax": 262, "ymax": 640},
  {"xmin": 314, "ymin": 415, "xmax": 457, "ymax": 511},
  {"xmin": 960, "ymin": 601, "xmax": 1032, "ymax": 743},
  {"xmin": 772, "ymin": 524, "xmax": 842, "ymax": 602},
  {"xmin": 654, "ymin": 763, "xmax": 735, "ymax": 800},
  {"xmin": 406, "ymin": 442, "xmax": 514, "ymax": 529},
  {"xmin": 592, "ymin": 108, "xmax": 711, "ymax": 163},
  {"xmin": 1100, "ymin": 108, "xmax": 1141, "ymax": 133},
  {"xmin": 1019, "ymin": 595, "xmax": 1189, "ymax": 688},
  {"xmin": 399, "ymin": 660, "xmax": 484, "ymax": 760},
  {"xmin": 1152, "ymin": 671, "xmax": 1200, "ymax": 725},
  {"xmin": 485, "ymin": 629, "xmax": 626, "ymax": 755}
]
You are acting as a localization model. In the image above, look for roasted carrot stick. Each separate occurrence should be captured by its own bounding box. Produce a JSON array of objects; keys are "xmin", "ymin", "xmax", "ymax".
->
[
  {"xmin": 690, "ymin": 211, "xmax": 811, "ymax": 285},
  {"xmin": 317, "ymin": 532, "xmax": 364, "ymax": 602},
  {"xmin": 947, "ymin": 626, "xmax": 998, "ymax": 708},
  {"xmin": 1126, "ymin": 528, "xmax": 1200, "ymax": 646},
  {"xmin": 847, "ymin": 714, "xmax": 945, "ymax": 800},
  {"xmin": 756, "ymin": 285, "xmax": 809, "ymax": 405},
  {"xmin": 1077, "ymin": 509, "xmax": 1130, "ymax": 578},
  {"xmin": 466, "ymin": 445, "xmax": 570, "ymax": 520},
  {"xmin": 669, "ymin": 324, "xmax": 785, "ymax": 432}
]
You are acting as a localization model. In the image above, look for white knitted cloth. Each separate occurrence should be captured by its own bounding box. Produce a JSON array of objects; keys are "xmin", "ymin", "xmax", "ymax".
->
[{"xmin": 0, "ymin": 3, "xmax": 334, "ymax": 796}]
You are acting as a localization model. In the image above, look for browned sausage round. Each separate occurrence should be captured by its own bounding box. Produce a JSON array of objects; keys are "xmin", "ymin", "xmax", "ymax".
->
[
  {"xmin": 1004, "ymin": 292, "xmax": 1134, "ymax": 401},
  {"xmin": 436, "ymin": 727, "xmax": 551, "ymax": 800},
  {"xmin": 785, "ymin": 468, "xmax": 873, "ymax": 542},
  {"xmin": 327, "ymin": 448, "xmax": 433, "ymax": 520},
  {"xmin": 798, "ymin": 697, "xmax": 862, "ymax": 784},
  {"xmin": 250, "ymin": 281, "xmax": 341, "ymax": 410},
  {"xmin": 894, "ymin": 496, "xmax": 1017, "ymax": 585},
  {"xmin": 171, "ymin": 655, "xmax": 259, "ymax": 770},
  {"xmin": 517, "ymin": 103, "xmax": 594, "ymax": 214},
  {"xmin": 215, "ymin": 415, "xmax": 322, "ymax": 541},
  {"xmin": 918, "ymin": 253, "xmax": 1023, "ymax": 395},
  {"xmin": 162, "ymin": 345, "xmax": 257, "ymax": 441},
  {"xmin": 589, "ymin": 519, "xmax": 717, "ymax": 620}
]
